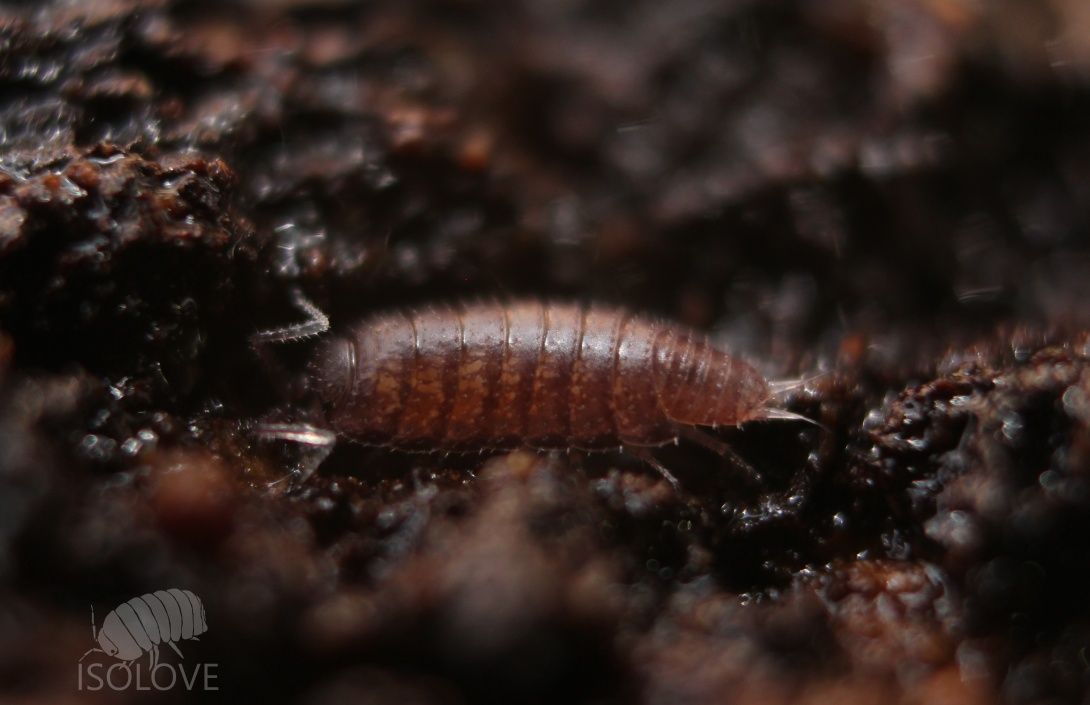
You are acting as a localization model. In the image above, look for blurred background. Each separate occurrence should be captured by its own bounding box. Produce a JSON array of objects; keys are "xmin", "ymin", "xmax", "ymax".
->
[{"xmin": 2, "ymin": 0, "xmax": 1090, "ymax": 703}]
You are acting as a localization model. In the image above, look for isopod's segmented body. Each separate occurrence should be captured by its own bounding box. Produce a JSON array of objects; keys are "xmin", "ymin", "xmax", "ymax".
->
[
  {"xmin": 86, "ymin": 589, "xmax": 207, "ymax": 668},
  {"xmin": 308, "ymin": 301, "xmax": 771, "ymax": 452}
]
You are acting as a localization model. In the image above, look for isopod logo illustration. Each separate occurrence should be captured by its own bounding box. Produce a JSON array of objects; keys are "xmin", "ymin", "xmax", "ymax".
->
[
  {"xmin": 77, "ymin": 588, "xmax": 217, "ymax": 693},
  {"xmin": 82, "ymin": 589, "xmax": 208, "ymax": 667}
]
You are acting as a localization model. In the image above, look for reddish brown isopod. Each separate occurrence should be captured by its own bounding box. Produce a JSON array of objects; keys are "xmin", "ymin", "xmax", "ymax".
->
[{"xmin": 304, "ymin": 302, "xmax": 802, "ymax": 479}]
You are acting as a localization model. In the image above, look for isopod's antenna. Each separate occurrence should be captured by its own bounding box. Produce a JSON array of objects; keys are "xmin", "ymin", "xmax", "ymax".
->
[
  {"xmin": 251, "ymin": 421, "xmax": 337, "ymax": 484},
  {"xmin": 79, "ymin": 605, "xmax": 102, "ymax": 662},
  {"xmin": 254, "ymin": 422, "xmax": 337, "ymax": 447},
  {"xmin": 246, "ymin": 288, "xmax": 336, "ymax": 485},
  {"xmin": 250, "ymin": 288, "xmax": 330, "ymax": 346}
]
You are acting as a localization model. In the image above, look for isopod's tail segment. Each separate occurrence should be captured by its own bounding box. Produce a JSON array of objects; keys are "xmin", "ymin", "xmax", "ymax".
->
[
  {"xmin": 250, "ymin": 288, "xmax": 330, "ymax": 346},
  {"xmin": 760, "ymin": 371, "xmax": 828, "ymax": 430},
  {"xmin": 251, "ymin": 421, "xmax": 337, "ymax": 484}
]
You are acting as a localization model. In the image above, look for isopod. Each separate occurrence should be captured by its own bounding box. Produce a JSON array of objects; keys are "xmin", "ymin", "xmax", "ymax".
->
[
  {"xmin": 81, "ymin": 589, "xmax": 208, "ymax": 668},
  {"xmin": 266, "ymin": 299, "xmax": 810, "ymax": 487}
]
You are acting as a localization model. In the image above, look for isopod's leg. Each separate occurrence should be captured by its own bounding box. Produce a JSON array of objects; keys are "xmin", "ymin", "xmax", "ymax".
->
[
  {"xmin": 78, "ymin": 648, "xmax": 104, "ymax": 662},
  {"xmin": 166, "ymin": 640, "xmax": 184, "ymax": 659},
  {"xmin": 251, "ymin": 422, "xmax": 337, "ymax": 484},
  {"xmin": 674, "ymin": 425, "xmax": 763, "ymax": 485},
  {"xmin": 624, "ymin": 446, "xmax": 682, "ymax": 491},
  {"xmin": 250, "ymin": 288, "xmax": 330, "ymax": 346},
  {"xmin": 149, "ymin": 645, "xmax": 158, "ymax": 670}
]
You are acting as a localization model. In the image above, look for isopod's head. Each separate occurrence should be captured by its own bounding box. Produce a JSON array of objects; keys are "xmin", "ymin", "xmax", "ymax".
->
[
  {"xmin": 96, "ymin": 634, "xmax": 120, "ymax": 657},
  {"xmin": 307, "ymin": 335, "xmax": 355, "ymax": 414},
  {"xmin": 99, "ymin": 611, "xmax": 143, "ymax": 661},
  {"xmin": 653, "ymin": 335, "xmax": 770, "ymax": 428}
]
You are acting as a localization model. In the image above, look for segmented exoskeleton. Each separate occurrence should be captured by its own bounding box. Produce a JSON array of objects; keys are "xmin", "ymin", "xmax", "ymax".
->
[
  {"xmin": 80, "ymin": 589, "xmax": 207, "ymax": 668},
  {"xmin": 312, "ymin": 301, "xmax": 783, "ymax": 445},
  {"xmin": 290, "ymin": 301, "xmax": 808, "ymax": 486}
]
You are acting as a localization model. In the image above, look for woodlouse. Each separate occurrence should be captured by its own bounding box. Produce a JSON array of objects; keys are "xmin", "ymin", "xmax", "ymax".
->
[
  {"xmin": 81, "ymin": 589, "xmax": 208, "ymax": 668},
  {"xmin": 266, "ymin": 300, "xmax": 810, "ymax": 487}
]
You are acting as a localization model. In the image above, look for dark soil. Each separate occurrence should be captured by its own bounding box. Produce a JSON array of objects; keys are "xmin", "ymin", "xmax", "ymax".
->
[{"xmin": 3, "ymin": 1, "xmax": 1090, "ymax": 703}]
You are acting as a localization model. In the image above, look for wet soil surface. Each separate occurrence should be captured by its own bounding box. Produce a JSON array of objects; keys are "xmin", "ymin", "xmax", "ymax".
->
[{"xmin": 3, "ymin": 1, "xmax": 1090, "ymax": 703}]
